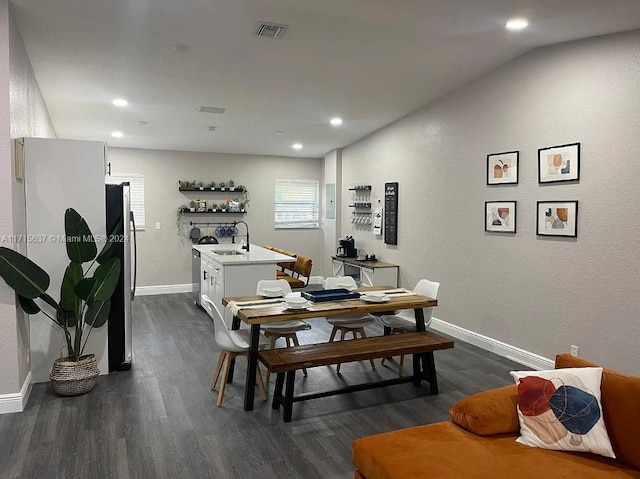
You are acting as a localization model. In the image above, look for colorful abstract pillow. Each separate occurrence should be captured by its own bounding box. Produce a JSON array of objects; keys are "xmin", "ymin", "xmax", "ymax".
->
[{"xmin": 510, "ymin": 367, "xmax": 615, "ymax": 458}]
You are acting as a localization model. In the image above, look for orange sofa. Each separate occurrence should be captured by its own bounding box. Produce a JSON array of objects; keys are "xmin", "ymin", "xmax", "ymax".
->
[{"xmin": 352, "ymin": 354, "xmax": 640, "ymax": 479}]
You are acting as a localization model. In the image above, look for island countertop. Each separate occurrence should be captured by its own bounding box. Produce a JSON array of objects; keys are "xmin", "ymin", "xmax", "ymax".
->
[{"xmin": 193, "ymin": 244, "xmax": 295, "ymax": 265}]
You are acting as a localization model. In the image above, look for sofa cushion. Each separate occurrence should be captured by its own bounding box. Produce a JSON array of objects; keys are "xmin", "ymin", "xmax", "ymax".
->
[
  {"xmin": 352, "ymin": 421, "xmax": 639, "ymax": 479},
  {"xmin": 511, "ymin": 367, "xmax": 615, "ymax": 459},
  {"xmin": 555, "ymin": 353, "xmax": 640, "ymax": 471},
  {"xmin": 449, "ymin": 384, "xmax": 520, "ymax": 435}
]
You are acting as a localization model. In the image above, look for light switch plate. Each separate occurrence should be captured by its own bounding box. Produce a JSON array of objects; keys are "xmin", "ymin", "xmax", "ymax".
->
[{"xmin": 155, "ymin": 222, "xmax": 161, "ymax": 230}]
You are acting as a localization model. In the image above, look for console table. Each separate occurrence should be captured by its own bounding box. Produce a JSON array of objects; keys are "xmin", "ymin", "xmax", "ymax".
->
[{"xmin": 331, "ymin": 256, "xmax": 399, "ymax": 287}]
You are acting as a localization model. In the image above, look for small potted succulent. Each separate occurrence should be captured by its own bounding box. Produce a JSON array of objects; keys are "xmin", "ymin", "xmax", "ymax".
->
[
  {"xmin": 209, "ymin": 181, "xmax": 216, "ymax": 190},
  {"xmin": 218, "ymin": 181, "xmax": 226, "ymax": 191},
  {"xmin": 228, "ymin": 180, "xmax": 235, "ymax": 191},
  {"xmin": 189, "ymin": 200, "xmax": 196, "ymax": 212}
]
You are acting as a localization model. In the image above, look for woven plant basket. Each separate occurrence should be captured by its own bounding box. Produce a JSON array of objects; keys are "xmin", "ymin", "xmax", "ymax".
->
[{"xmin": 49, "ymin": 354, "xmax": 100, "ymax": 397}]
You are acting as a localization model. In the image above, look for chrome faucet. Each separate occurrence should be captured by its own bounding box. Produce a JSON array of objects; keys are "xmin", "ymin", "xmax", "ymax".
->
[{"xmin": 232, "ymin": 221, "xmax": 250, "ymax": 251}]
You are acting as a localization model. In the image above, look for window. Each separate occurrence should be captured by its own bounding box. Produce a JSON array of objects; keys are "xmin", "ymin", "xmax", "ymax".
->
[
  {"xmin": 274, "ymin": 179, "xmax": 319, "ymax": 229},
  {"xmin": 106, "ymin": 173, "xmax": 145, "ymax": 230}
]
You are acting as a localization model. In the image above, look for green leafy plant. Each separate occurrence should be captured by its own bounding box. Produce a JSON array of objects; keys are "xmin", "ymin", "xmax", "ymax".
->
[
  {"xmin": 0, "ymin": 208, "xmax": 121, "ymax": 362},
  {"xmin": 209, "ymin": 181, "xmax": 216, "ymax": 189},
  {"xmin": 228, "ymin": 179, "xmax": 235, "ymax": 188}
]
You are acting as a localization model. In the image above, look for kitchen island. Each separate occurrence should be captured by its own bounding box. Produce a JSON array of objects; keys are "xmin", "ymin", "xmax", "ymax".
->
[{"xmin": 193, "ymin": 244, "xmax": 295, "ymax": 327}]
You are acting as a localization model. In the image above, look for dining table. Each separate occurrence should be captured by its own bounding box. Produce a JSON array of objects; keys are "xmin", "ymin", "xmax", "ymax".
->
[{"xmin": 222, "ymin": 286, "xmax": 438, "ymax": 411}]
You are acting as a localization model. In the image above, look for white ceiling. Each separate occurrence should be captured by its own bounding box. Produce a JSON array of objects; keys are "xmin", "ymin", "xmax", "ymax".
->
[{"xmin": 11, "ymin": 0, "xmax": 640, "ymax": 158}]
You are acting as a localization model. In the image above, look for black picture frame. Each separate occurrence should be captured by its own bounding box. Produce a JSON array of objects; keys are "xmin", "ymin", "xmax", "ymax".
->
[
  {"xmin": 536, "ymin": 201, "xmax": 578, "ymax": 237},
  {"xmin": 487, "ymin": 151, "xmax": 519, "ymax": 185},
  {"xmin": 485, "ymin": 201, "xmax": 517, "ymax": 233},
  {"xmin": 538, "ymin": 142, "xmax": 580, "ymax": 183}
]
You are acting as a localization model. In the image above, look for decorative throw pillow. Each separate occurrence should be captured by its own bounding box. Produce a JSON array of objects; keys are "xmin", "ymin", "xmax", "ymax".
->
[{"xmin": 510, "ymin": 367, "xmax": 616, "ymax": 458}]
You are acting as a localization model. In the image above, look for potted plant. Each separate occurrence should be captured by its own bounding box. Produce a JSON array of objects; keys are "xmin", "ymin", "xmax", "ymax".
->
[
  {"xmin": 238, "ymin": 186, "xmax": 250, "ymax": 211},
  {"xmin": 197, "ymin": 181, "xmax": 205, "ymax": 190},
  {"xmin": 228, "ymin": 180, "xmax": 235, "ymax": 191},
  {"xmin": 0, "ymin": 208, "xmax": 120, "ymax": 396},
  {"xmin": 218, "ymin": 181, "xmax": 226, "ymax": 191},
  {"xmin": 178, "ymin": 180, "xmax": 189, "ymax": 188},
  {"xmin": 209, "ymin": 181, "xmax": 216, "ymax": 190},
  {"xmin": 189, "ymin": 200, "xmax": 196, "ymax": 212}
]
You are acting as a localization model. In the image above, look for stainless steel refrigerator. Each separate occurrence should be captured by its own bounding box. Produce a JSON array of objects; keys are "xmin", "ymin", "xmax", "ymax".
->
[{"xmin": 105, "ymin": 182, "xmax": 137, "ymax": 372}]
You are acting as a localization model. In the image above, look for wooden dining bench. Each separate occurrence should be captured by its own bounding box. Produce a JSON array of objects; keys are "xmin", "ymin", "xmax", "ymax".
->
[{"xmin": 258, "ymin": 331, "xmax": 454, "ymax": 422}]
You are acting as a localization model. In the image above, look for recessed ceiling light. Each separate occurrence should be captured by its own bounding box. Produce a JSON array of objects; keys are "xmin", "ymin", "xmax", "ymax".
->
[
  {"xmin": 113, "ymin": 98, "xmax": 128, "ymax": 107},
  {"xmin": 136, "ymin": 120, "xmax": 148, "ymax": 126},
  {"xmin": 274, "ymin": 130, "xmax": 285, "ymax": 135},
  {"xmin": 172, "ymin": 43, "xmax": 190, "ymax": 53},
  {"xmin": 111, "ymin": 131, "xmax": 124, "ymax": 138},
  {"xmin": 330, "ymin": 117, "xmax": 343, "ymax": 126},
  {"xmin": 292, "ymin": 143, "xmax": 303, "ymax": 150},
  {"xmin": 506, "ymin": 18, "xmax": 528, "ymax": 31}
]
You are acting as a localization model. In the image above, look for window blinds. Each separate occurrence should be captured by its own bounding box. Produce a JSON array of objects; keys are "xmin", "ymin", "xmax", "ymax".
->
[
  {"xmin": 106, "ymin": 173, "xmax": 145, "ymax": 230},
  {"xmin": 274, "ymin": 179, "xmax": 319, "ymax": 229}
]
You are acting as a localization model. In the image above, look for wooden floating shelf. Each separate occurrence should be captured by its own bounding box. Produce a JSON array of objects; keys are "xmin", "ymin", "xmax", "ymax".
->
[
  {"xmin": 179, "ymin": 187, "xmax": 245, "ymax": 192},
  {"xmin": 180, "ymin": 209, "xmax": 246, "ymax": 214}
]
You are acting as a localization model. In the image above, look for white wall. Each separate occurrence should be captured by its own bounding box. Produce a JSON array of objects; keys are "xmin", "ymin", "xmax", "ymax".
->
[
  {"xmin": 0, "ymin": 0, "xmax": 56, "ymax": 397},
  {"xmin": 321, "ymin": 149, "xmax": 341, "ymax": 275},
  {"xmin": 107, "ymin": 148, "xmax": 325, "ymax": 288},
  {"xmin": 338, "ymin": 30, "xmax": 640, "ymax": 374}
]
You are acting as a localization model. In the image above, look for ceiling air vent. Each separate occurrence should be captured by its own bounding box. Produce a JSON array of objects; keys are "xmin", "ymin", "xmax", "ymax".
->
[
  {"xmin": 199, "ymin": 106, "xmax": 226, "ymax": 114},
  {"xmin": 255, "ymin": 22, "xmax": 288, "ymax": 39}
]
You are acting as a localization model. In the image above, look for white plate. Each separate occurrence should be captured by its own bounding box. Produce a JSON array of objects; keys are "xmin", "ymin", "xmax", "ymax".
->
[{"xmin": 361, "ymin": 295, "xmax": 390, "ymax": 303}]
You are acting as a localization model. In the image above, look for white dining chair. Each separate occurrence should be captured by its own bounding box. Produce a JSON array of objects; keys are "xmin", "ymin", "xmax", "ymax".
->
[
  {"xmin": 201, "ymin": 295, "xmax": 268, "ymax": 406},
  {"xmin": 256, "ymin": 279, "xmax": 312, "ymax": 380},
  {"xmin": 380, "ymin": 279, "xmax": 440, "ymax": 376},
  {"xmin": 323, "ymin": 276, "xmax": 376, "ymax": 373}
]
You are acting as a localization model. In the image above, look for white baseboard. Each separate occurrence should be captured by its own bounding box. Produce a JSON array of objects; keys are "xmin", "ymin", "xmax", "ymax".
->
[
  {"xmin": 135, "ymin": 283, "xmax": 195, "ymax": 296},
  {"xmin": 0, "ymin": 371, "xmax": 32, "ymax": 414},
  {"xmin": 430, "ymin": 317, "xmax": 554, "ymax": 371}
]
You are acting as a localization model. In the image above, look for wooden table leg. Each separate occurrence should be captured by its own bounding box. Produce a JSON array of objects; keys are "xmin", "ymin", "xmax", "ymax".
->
[{"xmin": 243, "ymin": 323, "xmax": 261, "ymax": 411}]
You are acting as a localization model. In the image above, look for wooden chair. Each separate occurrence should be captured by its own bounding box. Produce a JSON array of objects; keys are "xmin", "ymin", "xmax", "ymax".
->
[
  {"xmin": 281, "ymin": 255, "xmax": 313, "ymax": 288},
  {"xmin": 201, "ymin": 295, "xmax": 268, "ymax": 406},
  {"xmin": 323, "ymin": 276, "xmax": 376, "ymax": 373},
  {"xmin": 256, "ymin": 279, "xmax": 311, "ymax": 381}
]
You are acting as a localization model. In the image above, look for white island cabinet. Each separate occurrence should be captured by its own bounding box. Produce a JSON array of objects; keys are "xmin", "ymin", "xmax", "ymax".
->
[{"xmin": 193, "ymin": 244, "xmax": 295, "ymax": 327}]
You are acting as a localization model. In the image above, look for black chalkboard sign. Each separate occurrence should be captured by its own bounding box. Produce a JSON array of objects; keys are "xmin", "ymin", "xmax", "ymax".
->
[{"xmin": 384, "ymin": 182, "xmax": 398, "ymax": 245}]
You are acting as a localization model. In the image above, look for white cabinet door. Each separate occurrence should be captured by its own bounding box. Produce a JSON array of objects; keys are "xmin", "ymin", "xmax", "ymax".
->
[
  {"xmin": 200, "ymin": 256, "xmax": 213, "ymax": 307},
  {"xmin": 212, "ymin": 260, "xmax": 225, "ymax": 323}
]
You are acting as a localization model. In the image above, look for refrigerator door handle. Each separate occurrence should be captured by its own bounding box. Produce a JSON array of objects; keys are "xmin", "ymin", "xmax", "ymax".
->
[{"xmin": 130, "ymin": 211, "xmax": 138, "ymax": 299}]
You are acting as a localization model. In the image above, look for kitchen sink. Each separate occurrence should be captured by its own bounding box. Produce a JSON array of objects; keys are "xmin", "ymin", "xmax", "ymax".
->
[{"xmin": 212, "ymin": 250, "xmax": 244, "ymax": 256}]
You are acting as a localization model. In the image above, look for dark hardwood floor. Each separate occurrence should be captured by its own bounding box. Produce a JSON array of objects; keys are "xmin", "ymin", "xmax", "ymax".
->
[{"xmin": 0, "ymin": 293, "xmax": 524, "ymax": 479}]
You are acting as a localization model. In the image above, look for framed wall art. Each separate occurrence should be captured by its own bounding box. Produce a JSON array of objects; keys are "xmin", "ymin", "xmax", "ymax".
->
[
  {"xmin": 536, "ymin": 201, "xmax": 578, "ymax": 237},
  {"xmin": 485, "ymin": 201, "xmax": 517, "ymax": 233},
  {"xmin": 538, "ymin": 142, "xmax": 580, "ymax": 183},
  {"xmin": 487, "ymin": 151, "xmax": 519, "ymax": 185}
]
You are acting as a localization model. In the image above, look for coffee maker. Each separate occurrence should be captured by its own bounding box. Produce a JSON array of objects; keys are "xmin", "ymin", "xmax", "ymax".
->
[{"xmin": 337, "ymin": 236, "xmax": 357, "ymax": 258}]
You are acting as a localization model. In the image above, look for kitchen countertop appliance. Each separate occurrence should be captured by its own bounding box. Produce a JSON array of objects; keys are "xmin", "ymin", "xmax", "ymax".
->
[{"xmin": 337, "ymin": 236, "xmax": 357, "ymax": 258}]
